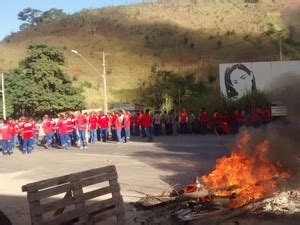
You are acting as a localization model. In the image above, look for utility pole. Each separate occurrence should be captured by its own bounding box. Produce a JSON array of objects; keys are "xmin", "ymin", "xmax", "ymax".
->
[
  {"xmin": 71, "ymin": 50, "xmax": 110, "ymax": 114},
  {"xmin": 102, "ymin": 51, "xmax": 108, "ymax": 114},
  {"xmin": 1, "ymin": 72, "xmax": 6, "ymax": 120},
  {"xmin": 279, "ymin": 34, "xmax": 283, "ymax": 61}
]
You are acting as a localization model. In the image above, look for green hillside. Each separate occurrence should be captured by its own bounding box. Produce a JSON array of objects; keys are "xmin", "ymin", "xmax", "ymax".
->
[{"xmin": 0, "ymin": 0, "xmax": 299, "ymax": 108}]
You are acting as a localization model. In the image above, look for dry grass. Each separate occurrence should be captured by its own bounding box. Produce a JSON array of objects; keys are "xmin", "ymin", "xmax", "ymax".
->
[{"xmin": 0, "ymin": 0, "xmax": 298, "ymax": 107}]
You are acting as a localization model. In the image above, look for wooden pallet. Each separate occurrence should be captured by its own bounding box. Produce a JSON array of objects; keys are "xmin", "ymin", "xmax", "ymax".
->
[{"xmin": 22, "ymin": 165, "xmax": 126, "ymax": 225}]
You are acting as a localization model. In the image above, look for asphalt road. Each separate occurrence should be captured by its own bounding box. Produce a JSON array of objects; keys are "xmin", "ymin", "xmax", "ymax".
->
[{"xmin": 0, "ymin": 134, "xmax": 235, "ymax": 224}]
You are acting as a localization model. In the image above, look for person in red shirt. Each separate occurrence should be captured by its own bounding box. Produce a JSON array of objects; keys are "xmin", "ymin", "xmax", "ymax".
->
[
  {"xmin": 199, "ymin": 108, "xmax": 208, "ymax": 135},
  {"xmin": 76, "ymin": 111, "xmax": 88, "ymax": 149},
  {"xmin": 66, "ymin": 112, "xmax": 76, "ymax": 146},
  {"xmin": 0, "ymin": 119, "xmax": 13, "ymax": 155},
  {"xmin": 43, "ymin": 115, "xmax": 54, "ymax": 149},
  {"xmin": 231, "ymin": 108, "xmax": 240, "ymax": 134},
  {"xmin": 57, "ymin": 113, "xmax": 69, "ymax": 150},
  {"xmin": 221, "ymin": 111, "xmax": 230, "ymax": 135},
  {"xmin": 31, "ymin": 118, "xmax": 40, "ymax": 147},
  {"xmin": 123, "ymin": 110, "xmax": 131, "ymax": 142},
  {"xmin": 99, "ymin": 113, "xmax": 109, "ymax": 142},
  {"xmin": 222, "ymin": 121, "xmax": 230, "ymax": 135},
  {"xmin": 89, "ymin": 112, "xmax": 98, "ymax": 143},
  {"xmin": 213, "ymin": 110, "xmax": 222, "ymax": 134},
  {"xmin": 18, "ymin": 116, "xmax": 26, "ymax": 148},
  {"xmin": 238, "ymin": 109, "xmax": 245, "ymax": 127},
  {"xmin": 7, "ymin": 118, "xmax": 16, "ymax": 149},
  {"xmin": 143, "ymin": 109, "xmax": 153, "ymax": 142},
  {"xmin": 179, "ymin": 109, "xmax": 188, "ymax": 134},
  {"xmin": 133, "ymin": 112, "xmax": 140, "ymax": 136},
  {"xmin": 20, "ymin": 117, "xmax": 34, "ymax": 154},
  {"xmin": 114, "ymin": 111, "xmax": 123, "ymax": 143},
  {"xmin": 109, "ymin": 112, "xmax": 118, "ymax": 141},
  {"xmin": 140, "ymin": 110, "xmax": 147, "ymax": 138},
  {"xmin": 252, "ymin": 104, "xmax": 262, "ymax": 128},
  {"xmin": 262, "ymin": 106, "xmax": 271, "ymax": 125}
]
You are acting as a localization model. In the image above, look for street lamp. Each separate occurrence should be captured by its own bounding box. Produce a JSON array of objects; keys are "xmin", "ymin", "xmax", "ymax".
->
[{"xmin": 71, "ymin": 49, "xmax": 109, "ymax": 114}]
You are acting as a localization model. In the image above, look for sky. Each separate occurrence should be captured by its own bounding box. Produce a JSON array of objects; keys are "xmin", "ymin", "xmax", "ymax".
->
[{"xmin": 0, "ymin": 0, "xmax": 142, "ymax": 40}]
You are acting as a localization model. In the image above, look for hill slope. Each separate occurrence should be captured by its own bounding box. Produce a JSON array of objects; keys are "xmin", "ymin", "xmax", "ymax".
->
[{"xmin": 0, "ymin": 0, "xmax": 299, "ymax": 108}]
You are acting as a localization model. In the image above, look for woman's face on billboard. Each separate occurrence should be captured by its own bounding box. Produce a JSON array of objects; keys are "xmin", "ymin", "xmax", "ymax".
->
[{"xmin": 230, "ymin": 68, "xmax": 253, "ymax": 97}]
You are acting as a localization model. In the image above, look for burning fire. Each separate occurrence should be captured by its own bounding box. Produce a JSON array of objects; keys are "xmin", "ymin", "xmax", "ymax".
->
[{"xmin": 184, "ymin": 131, "xmax": 290, "ymax": 208}]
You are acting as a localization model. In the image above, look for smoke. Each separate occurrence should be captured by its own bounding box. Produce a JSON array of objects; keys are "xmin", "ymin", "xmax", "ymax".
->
[{"xmin": 238, "ymin": 74, "xmax": 300, "ymax": 184}]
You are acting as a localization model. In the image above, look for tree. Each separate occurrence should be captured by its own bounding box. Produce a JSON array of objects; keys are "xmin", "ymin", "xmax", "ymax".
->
[
  {"xmin": 37, "ymin": 8, "xmax": 66, "ymax": 23},
  {"xmin": 18, "ymin": 8, "xmax": 42, "ymax": 29},
  {"xmin": 5, "ymin": 43, "xmax": 85, "ymax": 117},
  {"xmin": 138, "ymin": 68, "xmax": 208, "ymax": 110}
]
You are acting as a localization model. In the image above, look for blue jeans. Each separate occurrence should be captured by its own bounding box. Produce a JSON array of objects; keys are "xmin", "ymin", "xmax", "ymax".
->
[
  {"xmin": 124, "ymin": 128, "xmax": 130, "ymax": 142},
  {"xmin": 200, "ymin": 123, "xmax": 208, "ymax": 135},
  {"xmin": 116, "ymin": 129, "xmax": 122, "ymax": 143},
  {"xmin": 97, "ymin": 128, "xmax": 102, "ymax": 141},
  {"xmin": 2, "ymin": 140, "xmax": 12, "ymax": 153},
  {"xmin": 23, "ymin": 138, "xmax": 33, "ymax": 153},
  {"xmin": 45, "ymin": 133, "xmax": 53, "ymax": 147},
  {"xmin": 90, "ymin": 129, "xmax": 97, "ymax": 143},
  {"xmin": 180, "ymin": 123, "xmax": 187, "ymax": 134},
  {"xmin": 67, "ymin": 131, "xmax": 75, "ymax": 146},
  {"xmin": 141, "ymin": 126, "xmax": 146, "ymax": 138},
  {"xmin": 145, "ymin": 127, "xmax": 153, "ymax": 142},
  {"xmin": 101, "ymin": 128, "xmax": 108, "ymax": 142},
  {"xmin": 78, "ymin": 130, "xmax": 87, "ymax": 147},
  {"xmin": 60, "ymin": 134, "xmax": 69, "ymax": 148},
  {"xmin": 154, "ymin": 124, "xmax": 161, "ymax": 136}
]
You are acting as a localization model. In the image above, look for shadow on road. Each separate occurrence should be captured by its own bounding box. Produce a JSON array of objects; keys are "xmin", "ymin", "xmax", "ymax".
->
[{"xmin": 129, "ymin": 135, "xmax": 235, "ymax": 190}]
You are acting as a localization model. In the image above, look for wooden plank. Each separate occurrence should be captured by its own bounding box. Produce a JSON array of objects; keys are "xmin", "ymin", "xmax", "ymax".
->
[
  {"xmin": 27, "ymin": 183, "xmax": 72, "ymax": 202},
  {"xmin": 34, "ymin": 185, "xmax": 120, "ymax": 216},
  {"xmin": 72, "ymin": 179, "xmax": 88, "ymax": 224},
  {"xmin": 53, "ymin": 190, "xmax": 72, "ymax": 216},
  {"xmin": 29, "ymin": 196, "xmax": 43, "ymax": 225},
  {"xmin": 28, "ymin": 172, "xmax": 117, "ymax": 203},
  {"xmin": 79, "ymin": 173, "xmax": 118, "ymax": 189},
  {"xmin": 41, "ymin": 197, "xmax": 121, "ymax": 225},
  {"xmin": 22, "ymin": 166, "xmax": 116, "ymax": 192},
  {"xmin": 88, "ymin": 206, "xmax": 125, "ymax": 224},
  {"xmin": 109, "ymin": 179, "xmax": 126, "ymax": 225}
]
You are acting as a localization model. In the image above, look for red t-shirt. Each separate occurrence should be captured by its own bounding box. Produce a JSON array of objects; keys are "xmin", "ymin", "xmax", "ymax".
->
[
  {"xmin": 252, "ymin": 107, "xmax": 262, "ymax": 123},
  {"xmin": 7, "ymin": 121, "xmax": 16, "ymax": 135},
  {"xmin": 140, "ymin": 113, "xmax": 145, "ymax": 126},
  {"xmin": 179, "ymin": 112, "xmax": 188, "ymax": 123},
  {"xmin": 232, "ymin": 110, "xmax": 240, "ymax": 122},
  {"xmin": 115, "ymin": 116, "xmax": 122, "ymax": 129},
  {"xmin": 99, "ymin": 116, "xmax": 109, "ymax": 129},
  {"xmin": 66, "ymin": 116, "xmax": 75, "ymax": 133},
  {"xmin": 22, "ymin": 122, "xmax": 34, "ymax": 139},
  {"xmin": 18, "ymin": 121, "xmax": 25, "ymax": 135},
  {"xmin": 262, "ymin": 109, "xmax": 271, "ymax": 123},
  {"xmin": 143, "ymin": 114, "xmax": 152, "ymax": 128},
  {"xmin": 43, "ymin": 119, "xmax": 53, "ymax": 134},
  {"xmin": 134, "ymin": 114, "xmax": 140, "ymax": 126},
  {"xmin": 222, "ymin": 113, "xmax": 229, "ymax": 123},
  {"xmin": 57, "ymin": 119, "xmax": 68, "ymax": 135},
  {"xmin": 213, "ymin": 112, "xmax": 222, "ymax": 124},
  {"xmin": 123, "ymin": 116, "xmax": 130, "ymax": 129},
  {"xmin": 89, "ymin": 116, "xmax": 98, "ymax": 130},
  {"xmin": 199, "ymin": 112, "xmax": 208, "ymax": 123},
  {"xmin": 76, "ymin": 115, "xmax": 88, "ymax": 131},
  {"xmin": 0, "ymin": 124, "xmax": 13, "ymax": 140}
]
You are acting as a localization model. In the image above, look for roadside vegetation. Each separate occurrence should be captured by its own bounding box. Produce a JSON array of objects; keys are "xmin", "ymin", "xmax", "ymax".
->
[{"xmin": 0, "ymin": 0, "xmax": 299, "ymax": 111}]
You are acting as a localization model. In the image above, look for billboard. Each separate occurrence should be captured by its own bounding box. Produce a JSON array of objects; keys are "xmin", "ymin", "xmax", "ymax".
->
[{"xmin": 219, "ymin": 60, "xmax": 300, "ymax": 99}]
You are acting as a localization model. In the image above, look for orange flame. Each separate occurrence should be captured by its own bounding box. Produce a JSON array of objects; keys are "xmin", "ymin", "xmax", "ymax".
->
[{"xmin": 184, "ymin": 131, "xmax": 290, "ymax": 208}]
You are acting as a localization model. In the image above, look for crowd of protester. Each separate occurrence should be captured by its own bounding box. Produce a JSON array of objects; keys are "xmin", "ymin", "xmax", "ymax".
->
[{"xmin": 0, "ymin": 105, "xmax": 272, "ymax": 156}]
